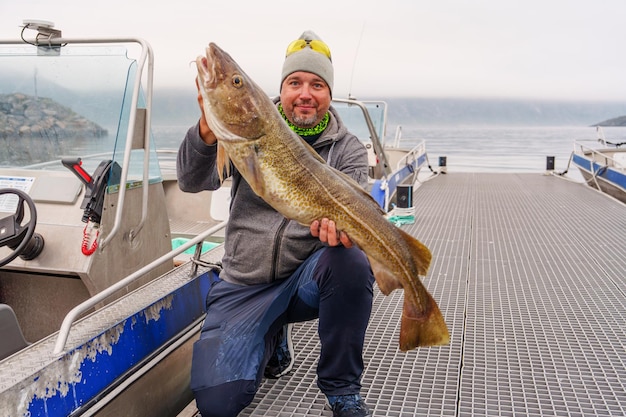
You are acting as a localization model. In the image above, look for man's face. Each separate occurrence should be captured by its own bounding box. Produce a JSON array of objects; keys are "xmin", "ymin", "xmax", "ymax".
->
[{"xmin": 280, "ymin": 71, "xmax": 331, "ymax": 128}]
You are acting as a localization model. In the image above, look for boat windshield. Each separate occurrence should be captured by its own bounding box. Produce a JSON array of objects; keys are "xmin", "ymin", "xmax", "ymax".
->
[
  {"xmin": 0, "ymin": 44, "xmax": 161, "ymax": 182},
  {"xmin": 332, "ymin": 100, "xmax": 387, "ymax": 146}
]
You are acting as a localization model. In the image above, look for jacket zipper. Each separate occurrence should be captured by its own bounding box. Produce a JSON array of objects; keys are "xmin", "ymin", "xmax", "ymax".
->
[{"xmin": 270, "ymin": 218, "xmax": 290, "ymax": 280}]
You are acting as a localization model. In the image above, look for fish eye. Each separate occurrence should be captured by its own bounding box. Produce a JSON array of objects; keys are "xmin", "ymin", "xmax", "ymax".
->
[{"xmin": 232, "ymin": 75, "xmax": 243, "ymax": 88}]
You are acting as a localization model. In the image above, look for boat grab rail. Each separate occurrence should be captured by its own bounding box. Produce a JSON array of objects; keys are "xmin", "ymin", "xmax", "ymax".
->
[
  {"xmin": 98, "ymin": 38, "xmax": 154, "ymax": 250},
  {"xmin": 575, "ymin": 141, "xmax": 626, "ymax": 173},
  {"xmin": 395, "ymin": 140, "xmax": 426, "ymax": 171},
  {"xmin": 392, "ymin": 125, "xmax": 403, "ymax": 148},
  {"xmin": 376, "ymin": 140, "xmax": 427, "ymax": 212},
  {"xmin": 53, "ymin": 220, "xmax": 228, "ymax": 355},
  {"xmin": 596, "ymin": 126, "xmax": 607, "ymax": 145}
]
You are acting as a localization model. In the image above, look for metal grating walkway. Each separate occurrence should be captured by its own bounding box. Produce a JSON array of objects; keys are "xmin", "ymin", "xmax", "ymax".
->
[{"xmin": 204, "ymin": 173, "xmax": 626, "ymax": 417}]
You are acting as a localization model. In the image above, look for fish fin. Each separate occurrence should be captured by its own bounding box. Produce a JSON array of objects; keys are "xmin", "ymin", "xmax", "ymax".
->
[
  {"xmin": 216, "ymin": 142, "xmax": 231, "ymax": 183},
  {"xmin": 241, "ymin": 151, "xmax": 266, "ymax": 195},
  {"xmin": 398, "ymin": 228, "xmax": 432, "ymax": 276},
  {"xmin": 368, "ymin": 256, "xmax": 404, "ymax": 295},
  {"xmin": 399, "ymin": 292, "xmax": 450, "ymax": 350}
]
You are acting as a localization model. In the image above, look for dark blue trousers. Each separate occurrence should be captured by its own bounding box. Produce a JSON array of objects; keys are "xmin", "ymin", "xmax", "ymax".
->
[{"xmin": 191, "ymin": 246, "xmax": 375, "ymax": 417}]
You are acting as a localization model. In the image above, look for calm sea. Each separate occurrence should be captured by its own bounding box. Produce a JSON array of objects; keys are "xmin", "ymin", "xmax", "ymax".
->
[{"xmin": 151, "ymin": 124, "xmax": 626, "ymax": 181}]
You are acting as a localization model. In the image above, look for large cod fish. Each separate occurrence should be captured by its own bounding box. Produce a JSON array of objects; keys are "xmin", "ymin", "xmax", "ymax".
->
[{"xmin": 196, "ymin": 43, "xmax": 449, "ymax": 350}]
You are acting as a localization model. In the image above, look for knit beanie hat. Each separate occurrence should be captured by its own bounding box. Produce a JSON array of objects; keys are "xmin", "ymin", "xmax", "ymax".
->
[{"xmin": 281, "ymin": 30, "xmax": 334, "ymax": 94}]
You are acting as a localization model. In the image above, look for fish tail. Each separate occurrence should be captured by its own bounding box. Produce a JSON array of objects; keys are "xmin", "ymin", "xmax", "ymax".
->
[
  {"xmin": 397, "ymin": 228, "xmax": 449, "ymax": 350},
  {"xmin": 399, "ymin": 292, "xmax": 450, "ymax": 350}
]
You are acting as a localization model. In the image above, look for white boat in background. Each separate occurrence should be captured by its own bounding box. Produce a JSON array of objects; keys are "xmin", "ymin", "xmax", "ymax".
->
[
  {"xmin": 0, "ymin": 21, "xmax": 430, "ymax": 417},
  {"xmin": 571, "ymin": 127, "xmax": 626, "ymax": 204},
  {"xmin": 329, "ymin": 98, "xmax": 430, "ymax": 212}
]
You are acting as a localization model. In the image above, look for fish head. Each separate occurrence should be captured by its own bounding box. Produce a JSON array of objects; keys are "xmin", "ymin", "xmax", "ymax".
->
[{"xmin": 196, "ymin": 43, "xmax": 268, "ymax": 142}]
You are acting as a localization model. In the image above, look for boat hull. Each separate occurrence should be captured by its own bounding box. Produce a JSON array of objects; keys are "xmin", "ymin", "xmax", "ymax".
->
[
  {"xmin": 0, "ymin": 266, "xmax": 218, "ymax": 417},
  {"xmin": 572, "ymin": 153, "xmax": 626, "ymax": 204}
]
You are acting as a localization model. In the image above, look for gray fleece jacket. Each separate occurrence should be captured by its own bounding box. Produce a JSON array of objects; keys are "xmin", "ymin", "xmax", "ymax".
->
[{"xmin": 176, "ymin": 101, "xmax": 369, "ymax": 285}]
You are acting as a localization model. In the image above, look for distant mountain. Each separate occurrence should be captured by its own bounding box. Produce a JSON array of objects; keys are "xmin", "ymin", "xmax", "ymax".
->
[
  {"xmin": 376, "ymin": 97, "xmax": 626, "ymax": 127},
  {"xmin": 593, "ymin": 115, "xmax": 626, "ymax": 126}
]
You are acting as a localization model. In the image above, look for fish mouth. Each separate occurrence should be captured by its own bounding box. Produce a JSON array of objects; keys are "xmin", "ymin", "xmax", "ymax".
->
[
  {"xmin": 195, "ymin": 43, "xmax": 266, "ymax": 143},
  {"xmin": 196, "ymin": 43, "xmax": 220, "ymax": 90}
]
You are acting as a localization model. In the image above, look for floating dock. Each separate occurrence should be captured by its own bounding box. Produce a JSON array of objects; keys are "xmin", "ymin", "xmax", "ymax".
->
[{"xmin": 181, "ymin": 173, "xmax": 626, "ymax": 417}]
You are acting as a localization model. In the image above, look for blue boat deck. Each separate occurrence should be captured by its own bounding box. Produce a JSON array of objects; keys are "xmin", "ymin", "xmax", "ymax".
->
[{"xmin": 181, "ymin": 173, "xmax": 626, "ymax": 417}]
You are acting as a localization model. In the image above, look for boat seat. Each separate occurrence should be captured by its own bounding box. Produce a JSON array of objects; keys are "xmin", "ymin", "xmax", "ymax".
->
[{"xmin": 0, "ymin": 304, "xmax": 29, "ymax": 361}]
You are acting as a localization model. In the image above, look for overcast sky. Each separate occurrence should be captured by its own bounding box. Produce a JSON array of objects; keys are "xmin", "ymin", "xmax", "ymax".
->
[{"xmin": 2, "ymin": 1, "xmax": 625, "ymax": 101}]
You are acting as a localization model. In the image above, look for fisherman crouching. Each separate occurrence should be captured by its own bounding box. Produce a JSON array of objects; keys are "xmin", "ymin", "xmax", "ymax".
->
[{"xmin": 177, "ymin": 30, "xmax": 374, "ymax": 417}]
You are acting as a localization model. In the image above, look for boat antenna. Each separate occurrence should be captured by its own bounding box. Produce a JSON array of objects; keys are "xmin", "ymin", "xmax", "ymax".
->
[{"xmin": 348, "ymin": 23, "xmax": 365, "ymax": 100}]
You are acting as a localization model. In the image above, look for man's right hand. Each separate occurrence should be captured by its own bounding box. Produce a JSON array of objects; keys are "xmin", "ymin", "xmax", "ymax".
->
[
  {"xmin": 196, "ymin": 77, "xmax": 218, "ymax": 145},
  {"xmin": 310, "ymin": 218, "xmax": 353, "ymax": 248}
]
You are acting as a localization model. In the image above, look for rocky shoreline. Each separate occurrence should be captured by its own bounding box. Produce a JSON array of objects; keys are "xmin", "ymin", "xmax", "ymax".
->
[{"xmin": 0, "ymin": 93, "xmax": 107, "ymax": 139}]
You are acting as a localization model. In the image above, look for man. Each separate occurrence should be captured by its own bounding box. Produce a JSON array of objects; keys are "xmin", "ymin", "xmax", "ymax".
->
[{"xmin": 177, "ymin": 30, "xmax": 374, "ymax": 417}]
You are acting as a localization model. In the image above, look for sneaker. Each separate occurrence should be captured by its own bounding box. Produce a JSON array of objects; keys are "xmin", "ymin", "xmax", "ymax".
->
[
  {"xmin": 326, "ymin": 394, "xmax": 371, "ymax": 417},
  {"xmin": 264, "ymin": 323, "xmax": 294, "ymax": 378}
]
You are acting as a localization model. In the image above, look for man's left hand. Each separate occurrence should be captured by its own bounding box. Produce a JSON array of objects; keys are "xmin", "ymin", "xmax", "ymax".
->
[{"xmin": 310, "ymin": 218, "xmax": 353, "ymax": 248}]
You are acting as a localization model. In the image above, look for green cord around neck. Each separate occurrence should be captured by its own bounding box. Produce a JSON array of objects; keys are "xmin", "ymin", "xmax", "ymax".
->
[{"xmin": 278, "ymin": 103, "xmax": 329, "ymax": 136}]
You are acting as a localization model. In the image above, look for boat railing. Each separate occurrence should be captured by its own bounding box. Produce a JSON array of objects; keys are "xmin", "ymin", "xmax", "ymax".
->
[
  {"xmin": 370, "ymin": 140, "xmax": 427, "ymax": 212},
  {"xmin": 392, "ymin": 125, "xmax": 403, "ymax": 148},
  {"xmin": 395, "ymin": 140, "xmax": 426, "ymax": 172},
  {"xmin": 53, "ymin": 220, "xmax": 228, "ymax": 355},
  {"xmin": 575, "ymin": 140, "xmax": 626, "ymax": 173},
  {"xmin": 596, "ymin": 126, "xmax": 607, "ymax": 145}
]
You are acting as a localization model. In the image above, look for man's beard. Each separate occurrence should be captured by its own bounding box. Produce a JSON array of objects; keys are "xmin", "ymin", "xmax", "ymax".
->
[{"xmin": 291, "ymin": 112, "xmax": 319, "ymax": 127}]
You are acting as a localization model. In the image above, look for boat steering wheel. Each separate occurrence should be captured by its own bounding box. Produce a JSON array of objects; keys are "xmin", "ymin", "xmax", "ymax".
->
[{"xmin": 0, "ymin": 188, "xmax": 41, "ymax": 267}]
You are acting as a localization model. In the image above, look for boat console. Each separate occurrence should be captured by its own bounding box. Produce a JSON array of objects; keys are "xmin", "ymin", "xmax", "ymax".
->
[{"xmin": 0, "ymin": 26, "xmax": 173, "ymax": 344}]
